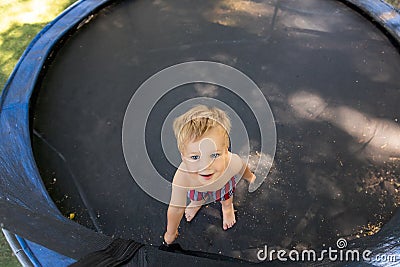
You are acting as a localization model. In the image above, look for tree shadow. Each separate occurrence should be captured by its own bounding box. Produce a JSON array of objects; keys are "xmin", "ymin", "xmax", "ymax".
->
[
  {"xmin": 141, "ymin": 0, "xmax": 400, "ymax": 257},
  {"xmin": 27, "ymin": 0, "xmax": 400, "ymax": 263}
]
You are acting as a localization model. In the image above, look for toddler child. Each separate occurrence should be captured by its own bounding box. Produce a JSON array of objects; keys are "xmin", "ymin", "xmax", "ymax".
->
[{"xmin": 164, "ymin": 105, "xmax": 255, "ymax": 244}]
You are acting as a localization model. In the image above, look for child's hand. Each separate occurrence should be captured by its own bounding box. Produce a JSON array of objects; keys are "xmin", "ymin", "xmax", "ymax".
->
[
  {"xmin": 249, "ymin": 173, "xmax": 256, "ymax": 184},
  {"xmin": 243, "ymin": 172, "xmax": 256, "ymax": 184},
  {"xmin": 164, "ymin": 230, "xmax": 178, "ymax": 244}
]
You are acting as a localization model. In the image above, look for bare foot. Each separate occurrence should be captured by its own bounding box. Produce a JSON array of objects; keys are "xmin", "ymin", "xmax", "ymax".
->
[
  {"xmin": 222, "ymin": 203, "xmax": 236, "ymax": 230},
  {"xmin": 185, "ymin": 200, "xmax": 204, "ymax": 222}
]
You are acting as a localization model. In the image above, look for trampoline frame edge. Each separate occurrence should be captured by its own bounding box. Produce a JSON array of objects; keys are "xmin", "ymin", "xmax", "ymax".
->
[{"xmin": 0, "ymin": 0, "xmax": 400, "ymax": 266}]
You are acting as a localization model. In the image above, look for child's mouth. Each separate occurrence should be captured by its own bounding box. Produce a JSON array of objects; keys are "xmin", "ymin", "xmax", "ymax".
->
[{"xmin": 200, "ymin": 173, "xmax": 213, "ymax": 180}]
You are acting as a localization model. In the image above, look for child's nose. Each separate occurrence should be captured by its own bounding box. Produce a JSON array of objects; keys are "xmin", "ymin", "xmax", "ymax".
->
[
  {"xmin": 198, "ymin": 157, "xmax": 214, "ymax": 171},
  {"xmin": 197, "ymin": 138, "xmax": 217, "ymax": 171}
]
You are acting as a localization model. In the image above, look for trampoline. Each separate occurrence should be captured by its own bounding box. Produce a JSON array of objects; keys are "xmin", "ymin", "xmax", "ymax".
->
[{"xmin": 1, "ymin": 0, "xmax": 400, "ymax": 266}]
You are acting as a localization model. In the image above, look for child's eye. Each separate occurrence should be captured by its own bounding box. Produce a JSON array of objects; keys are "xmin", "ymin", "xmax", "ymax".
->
[
  {"xmin": 190, "ymin": 155, "xmax": 200, "ymax": 160},
  {"xmin": 211, "ymin": 153, "xmax": 220, "ymax": 159}
]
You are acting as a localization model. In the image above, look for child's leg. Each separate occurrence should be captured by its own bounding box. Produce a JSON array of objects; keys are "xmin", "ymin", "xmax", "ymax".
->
[
  {"xmin": 221, "ymin": 196, "xmax": 236, "ymax": 230},
  {"xmin": 185, "ymin": 199, "xmax": 205, "ymax": 222}
]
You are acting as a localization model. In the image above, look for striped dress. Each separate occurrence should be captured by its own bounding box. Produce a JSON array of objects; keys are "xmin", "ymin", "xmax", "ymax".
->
[{"xmin": 187, "ymin": 176, "xmax": 237, "ymax": 202}]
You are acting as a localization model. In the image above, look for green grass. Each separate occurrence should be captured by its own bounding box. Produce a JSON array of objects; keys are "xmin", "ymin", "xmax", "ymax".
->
[
  {"xmin": 0, "ymin": 232, "xmax": 18, "ymax": 267},
  {"xmin": 0, "ymin": 1, "xmax": 77, "ymax": 265},
  {"xmin": 0, "ymin": 0, "xmax": 78, "ymax": 91},
  {"xmin": 387, "ymin": 0, "xmax": 400, "ymax": 8}
]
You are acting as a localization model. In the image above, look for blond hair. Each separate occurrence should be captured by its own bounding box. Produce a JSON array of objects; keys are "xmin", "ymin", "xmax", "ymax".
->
[{"xmin": 173, "ymin": 105, "xmax": 231, "ymax": 152}]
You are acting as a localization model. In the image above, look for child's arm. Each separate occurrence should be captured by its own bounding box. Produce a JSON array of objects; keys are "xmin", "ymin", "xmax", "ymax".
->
[
  {"xmin": 165, "ymin": 205, "xmax": 184, "ymax": 244},
  {"xmin": 164, "ymin": 170, "xmax": 188, "ymax": 244},
  {"xmin": 241, "ymin": 163, "xmax": 256, "ymax": 183},
  {"xmin": 230, "ymin": 153, "xmax": 256, "ymax": 183}
]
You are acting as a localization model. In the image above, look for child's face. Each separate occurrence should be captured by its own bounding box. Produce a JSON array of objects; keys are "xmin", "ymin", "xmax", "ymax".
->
[{"xmin": 181, "ymin": 126, "xmax": 229, "ymax": 185}]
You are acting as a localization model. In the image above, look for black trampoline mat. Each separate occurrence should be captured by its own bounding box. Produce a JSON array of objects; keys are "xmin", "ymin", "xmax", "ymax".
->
[{"xmin": 31, "ymin": 0, "xmax": 400, "ymax": 262}]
